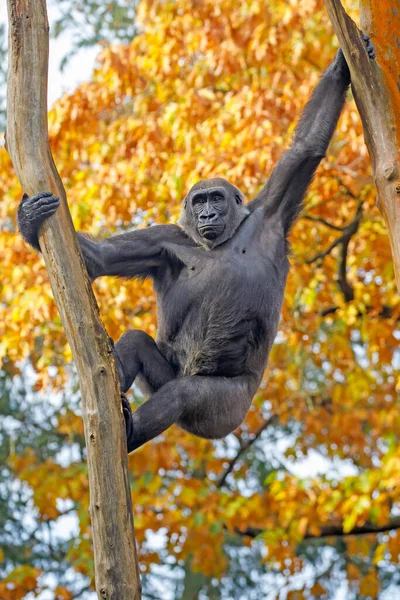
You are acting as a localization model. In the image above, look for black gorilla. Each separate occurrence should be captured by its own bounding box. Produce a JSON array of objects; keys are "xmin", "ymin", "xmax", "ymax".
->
[{"xmin": 17, "ymin": 42, "xmax": 375, "ymax": 452}]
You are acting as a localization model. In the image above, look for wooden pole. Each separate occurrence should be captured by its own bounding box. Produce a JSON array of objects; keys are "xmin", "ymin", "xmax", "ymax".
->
[
  {"xmin": 324, "ymin": 0, "xmax": 400, "ymax": 293},
  {"xmin": 6, "ymin": 1, "xmax": 141, "ymax": 597}
]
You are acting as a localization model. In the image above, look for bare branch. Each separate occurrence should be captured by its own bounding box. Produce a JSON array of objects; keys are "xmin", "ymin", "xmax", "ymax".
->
[
  {"xmin": 320, "ymin": 304, "xmax": 400, "ymax": 320},
  {"xmin": 217, "ymin": 416, "xmax": 278, "ymax": 488},
  {"xmin": 6, "ymin": 1, "xmax": 141, "ymax": 597},
  {"xmin": 235, "ymin": 516, "xmax": 400, "ymax": 540},
  {"xmin": 324, "ymin": 0, "xmax": 400, "ymax": 292},
  {"xmin": 302, "ymin": 214, "xmax": 345, "ymax": 231},
  {"xmin": 305, "ymin": 205, "xmax": 362, "ymax": 265}
]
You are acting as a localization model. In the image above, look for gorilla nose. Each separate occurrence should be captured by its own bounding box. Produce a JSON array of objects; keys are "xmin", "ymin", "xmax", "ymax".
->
[{"xmin": 199, "ymin": 211, "xmax": 218, "ymax": 223}]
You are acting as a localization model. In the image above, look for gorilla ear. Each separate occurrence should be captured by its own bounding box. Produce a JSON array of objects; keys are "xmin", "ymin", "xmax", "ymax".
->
[
  {"xmin": 183, "ymin": 198, "xmax": 187, "ymax": 209},
  {"xmin": 235, "ymin": 194, "xmax": 242, "ymax": 205}
]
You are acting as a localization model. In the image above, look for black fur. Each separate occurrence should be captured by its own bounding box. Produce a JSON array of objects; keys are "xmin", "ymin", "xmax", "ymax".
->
[{"xmin": 18, "ymin": 46, "xmax": 369, "ymax": 452}]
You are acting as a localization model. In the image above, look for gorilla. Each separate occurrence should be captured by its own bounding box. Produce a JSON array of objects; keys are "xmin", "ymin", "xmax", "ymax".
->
[{"xmin": 17, "ymin": 42, "xmax": 375, "ymax": 452}]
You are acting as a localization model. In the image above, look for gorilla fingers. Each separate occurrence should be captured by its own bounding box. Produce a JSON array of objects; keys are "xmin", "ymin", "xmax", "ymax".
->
[{"xmin": 17, "ymin": 192, "xmax": 60, "ymax": 250}]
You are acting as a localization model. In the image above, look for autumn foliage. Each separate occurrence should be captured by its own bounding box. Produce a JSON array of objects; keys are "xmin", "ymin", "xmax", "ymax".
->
[{"xmin": 1, "ymin": 0, "xmax": 399, "ymax": 598}]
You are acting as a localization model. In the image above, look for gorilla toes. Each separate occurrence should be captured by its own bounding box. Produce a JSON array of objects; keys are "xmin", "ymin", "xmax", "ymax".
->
[
  {"xmin": 121, "ymin": 393, "xmax": 135, "ymax": 453},
  {"xmin": 109, "ymin": 337, "xmax": 130, "ymax": 393},
  {"xmin": 363, "ymin": 33, "xmax": 376, "ymax": 60},
  {"xmin": 121, "ymin": 393, "xmax": 132, "ymax": 416}
]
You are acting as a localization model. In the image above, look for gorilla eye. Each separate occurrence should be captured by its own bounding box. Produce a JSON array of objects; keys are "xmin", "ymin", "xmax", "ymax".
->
[{"xmin": 192, "ymin": 197, "xmax": 206, "ymax": 213}]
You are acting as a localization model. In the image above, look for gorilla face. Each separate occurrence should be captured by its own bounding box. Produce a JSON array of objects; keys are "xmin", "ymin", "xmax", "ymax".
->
[
  {"xmin": 179, "ymin": 178, "xmax": 249, "ymax": 249},
  {"xmin": 192, "ymin": 186, "xmax": 229, "ymax": 240}
]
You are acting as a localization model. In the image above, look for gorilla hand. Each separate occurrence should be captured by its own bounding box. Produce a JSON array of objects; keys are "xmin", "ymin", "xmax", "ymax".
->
[{"xmin": 17, "ymin": 192, "xmax": 60, "ymax": 250}]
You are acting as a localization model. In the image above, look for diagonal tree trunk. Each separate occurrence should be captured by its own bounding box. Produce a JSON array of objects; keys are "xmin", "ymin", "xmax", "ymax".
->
[
  {"xmin": 6, "ymin": 1, "xmax": 141, "ymax": 597},
  {"xmin": 324, "ymin": 0, "xmax": 400, "ymax": 293}
]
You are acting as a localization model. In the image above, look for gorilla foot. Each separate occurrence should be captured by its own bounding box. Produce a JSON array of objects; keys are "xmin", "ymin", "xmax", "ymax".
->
[
  {"xmin": 108, "ymin": 337, "xmax": 130, "ymax": 392},
  {"xmin": 121, "ymin": 393, "xmax": 135, "ymax": 453}
]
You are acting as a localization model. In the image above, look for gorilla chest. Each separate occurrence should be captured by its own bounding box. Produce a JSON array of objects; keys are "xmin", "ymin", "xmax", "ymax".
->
[
  {"xmin": 189, "ymin": 249, "xmax": 266, "ymax": 292},
  {"xmin": 157, "ymin": 243, "xmax": 282, "ymax": 344}
]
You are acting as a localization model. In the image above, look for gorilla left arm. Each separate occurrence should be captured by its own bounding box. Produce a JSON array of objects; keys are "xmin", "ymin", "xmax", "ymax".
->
[{"xmin": 248, "ymin": 49, "xmax": 351, "ymax": 233}]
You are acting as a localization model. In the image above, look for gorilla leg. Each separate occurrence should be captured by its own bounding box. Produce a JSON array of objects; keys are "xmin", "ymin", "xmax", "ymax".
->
[
  {"xmin": 114, "ymin": 330, "xmax": 178, "ymax": 450},
  {"xmin": 125, "ymin": 375, "xmax": 256, "ymax": 452},
  {"xmin": 114, "ymin": 330, "xmax": 176, "ymax": 394}
]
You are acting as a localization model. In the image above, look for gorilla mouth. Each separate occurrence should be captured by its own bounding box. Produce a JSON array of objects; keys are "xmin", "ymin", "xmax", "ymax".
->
[{"xmin": 198, "ymin": 225, "xmax": 225, "ymax": 240}]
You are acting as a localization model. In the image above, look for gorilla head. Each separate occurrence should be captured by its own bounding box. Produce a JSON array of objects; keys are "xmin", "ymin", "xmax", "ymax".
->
[{"xmin": 179, "ymin": 178, "xmax": 249, "ymax": 249}]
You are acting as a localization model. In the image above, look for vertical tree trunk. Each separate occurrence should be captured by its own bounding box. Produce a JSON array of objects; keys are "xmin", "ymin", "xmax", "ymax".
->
[
  {"xmin": 6, "ymin": 1, "xmax": 141, "ymax": 598},
  {"xmin": 324, "ymin": 0, "xmax": 400, "ymax": 293}
]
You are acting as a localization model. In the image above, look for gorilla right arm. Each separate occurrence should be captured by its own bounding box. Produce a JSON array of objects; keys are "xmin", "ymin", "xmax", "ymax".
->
[
  {"xmin": 17, "ymin": 191, "xmax": 187, "ymax": 280},
  {"xmin": 248, "ymin": 37, "xmax": 375, "ymax": 235},
  {"xmin": 247, "ymin": 49, "xmax": 351, "ymax": 233}
]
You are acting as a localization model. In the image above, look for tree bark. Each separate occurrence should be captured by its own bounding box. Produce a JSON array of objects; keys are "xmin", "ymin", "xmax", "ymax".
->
[
  {"xmin": 6, "ymin": 1, "xmax": 141, "ymax": 598},
  {"xmin": 324, "ymin": 0, "xmax": 400, "ymax": 293}
]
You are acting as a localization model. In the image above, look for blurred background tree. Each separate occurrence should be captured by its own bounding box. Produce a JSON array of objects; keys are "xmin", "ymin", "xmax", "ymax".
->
[
  {"xmin": 1, "ymin": 0, "xmax": 399, "ymax": 598},
  {"xmin": 0, "ymin": 0, "xmax": 137, "ymax": 131},
  {"xmin": 50, "ymin": 0, "xmax": 138, "ymax": 69}
]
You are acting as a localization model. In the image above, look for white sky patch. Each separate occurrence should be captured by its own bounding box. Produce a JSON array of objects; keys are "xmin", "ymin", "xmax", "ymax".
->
[{"xmin": 0, "ymin": 3, "xmax": 98, "ymax": 108}]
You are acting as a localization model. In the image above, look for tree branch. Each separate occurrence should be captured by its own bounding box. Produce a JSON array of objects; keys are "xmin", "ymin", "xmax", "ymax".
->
[
  {"xmin": 236, "ymin": 516, "xmax": 400, "ymax": 540},
  {"xmin": 336, "ymin": 233, "xmax": 354, "ymax": 302},
  {"xmin": 324, "ymin": 0, "xmax": 400, "ymax": 292},
  {"xmin": 305, "ymin": 204, "xmax": 362, "ymax": 265},
  {"xmin": 302, "ymin": 214, "xmax": 345, "ymax": 231},
  {"xmin": 6, "ymin": 1, "xmax": 141, "ymax": 597},
  {"xmin": 319, "ymin": 303, "xmax": 400, "ymax": 319},
  {"xmin": 217, "ymin": 416, "xmax": 278, "ymax": 488},
  {"xmin": 336, "ymin": 202, "xmax": 363, "ymax": 301}
]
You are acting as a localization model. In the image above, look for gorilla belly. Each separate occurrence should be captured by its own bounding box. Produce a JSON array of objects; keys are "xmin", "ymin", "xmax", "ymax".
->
[{"xmin": 157, "ymin": 257, "xmax": 280, "ymax": 377}]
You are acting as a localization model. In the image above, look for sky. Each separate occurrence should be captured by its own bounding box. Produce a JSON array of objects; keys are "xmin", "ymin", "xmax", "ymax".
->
[{"xmin": 0, "ymin": 2, "xmax": 98, "ymax": 108}]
